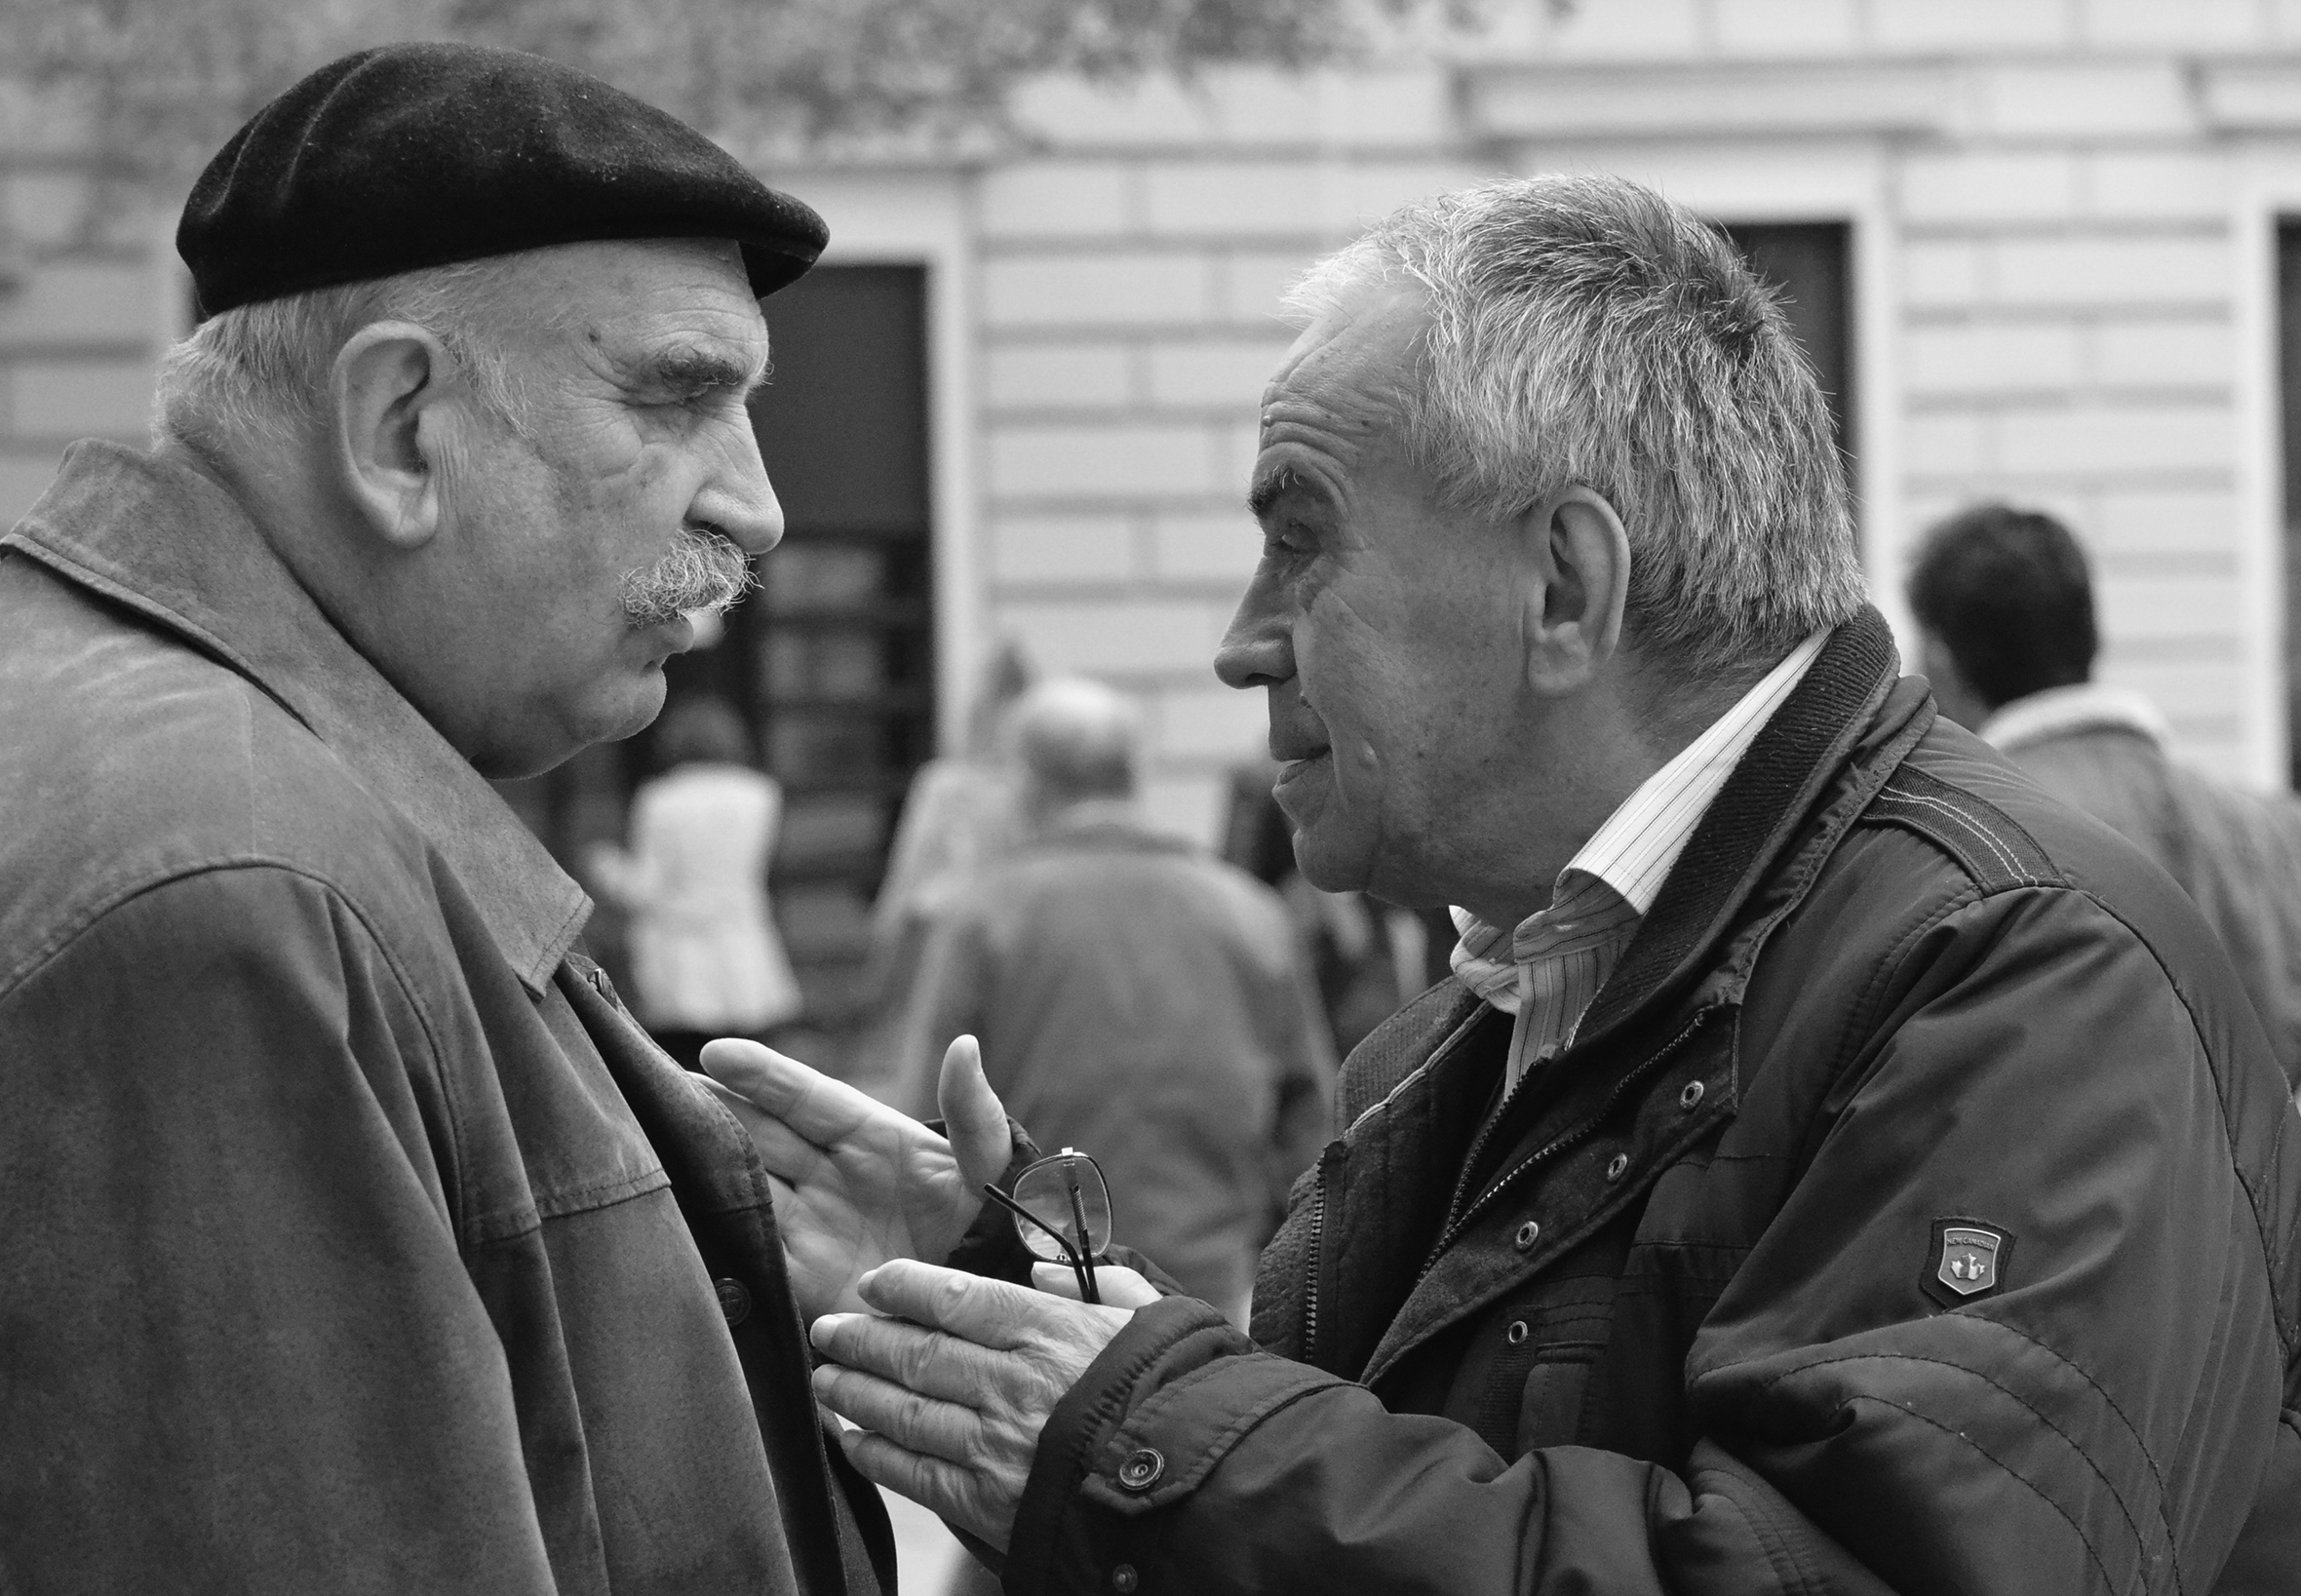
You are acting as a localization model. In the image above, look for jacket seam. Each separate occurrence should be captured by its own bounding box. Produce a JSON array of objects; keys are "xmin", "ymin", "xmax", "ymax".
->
[
  {"xmin": 1843, "ymin": 1393, "xmax": 2126, "ymax": 1594},
  {"xmin": 1736, "ymin": 1346, "xmax": 2166, "ymax": 1592},
  {"xmin": 0, "ymin": 858, "xmax": 473, "ymax": 1234}
]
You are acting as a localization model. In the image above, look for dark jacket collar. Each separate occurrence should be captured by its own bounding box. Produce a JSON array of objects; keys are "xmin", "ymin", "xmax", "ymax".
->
[
  {"xmin": 1574, "ymin": 605, "xmax": 1915, "ymax": 1049},
  {"xmin": 3, "ymin": 439, "xmax": 590, "ymax": 994}
]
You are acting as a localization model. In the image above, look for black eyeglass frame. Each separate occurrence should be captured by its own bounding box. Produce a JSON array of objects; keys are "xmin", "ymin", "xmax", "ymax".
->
[{"xmin": 981, "ymin": 1149, "xmax": 1110, "ymax": 1305}]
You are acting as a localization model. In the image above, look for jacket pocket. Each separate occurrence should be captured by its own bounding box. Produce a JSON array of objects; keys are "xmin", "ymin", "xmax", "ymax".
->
[{"xmin": 1464, "ymin": 1280, "xmax": 1618, "ymax": 1457}]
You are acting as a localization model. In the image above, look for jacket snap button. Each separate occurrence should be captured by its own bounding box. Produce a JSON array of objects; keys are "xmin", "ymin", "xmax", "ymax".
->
[
  {"xmin": 1514, "ymin": 1220, "xmax": 1540, "ymax": 1251},
  {"xmin": 1117, "ymin": 1448, "xmax": 1165, "ymax": 1492},
  {"xmin": 714, "ymin": 1277, "xmax": 751, "ymax": 1326},
  {"xmin": 1505, "ymin": 1319, "xmax": 1529, "ymax": 1345},
  {"xmin": 1679, "ymin": 1079, "xmax": 1704, "ymax": 1110},
  {"xmin": 1112, "ymin": 1566, "xmax": 1139, "ymax": 1593},
  {"xmin": 1605, "ymin": 1152, "xmax": 1630, "ymax": 1182}
]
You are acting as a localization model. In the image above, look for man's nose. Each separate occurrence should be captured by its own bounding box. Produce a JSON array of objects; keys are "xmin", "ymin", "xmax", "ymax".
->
[
  {"xmin": 690, "ymin": 421, "xmax": 784, "ymax": 556},
  {"xmin": 1214, "ymin": 569, "xmax": 1292, "ymax": 689}
]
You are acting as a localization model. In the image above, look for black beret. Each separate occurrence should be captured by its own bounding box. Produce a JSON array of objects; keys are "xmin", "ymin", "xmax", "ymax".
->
[{"xmin": 179, "ymin": 42, "xmax": 828, "ymax": 317}]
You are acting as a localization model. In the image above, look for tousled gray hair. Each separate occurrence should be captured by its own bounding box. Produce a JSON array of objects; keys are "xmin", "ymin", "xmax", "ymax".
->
[
  {"xmin": 151, "ymin": 255, "xmax": 545, "ymax": 461},
  {"xmin": 1286, "ymin": 174, "xmax": 1867, "ymax": 677}
]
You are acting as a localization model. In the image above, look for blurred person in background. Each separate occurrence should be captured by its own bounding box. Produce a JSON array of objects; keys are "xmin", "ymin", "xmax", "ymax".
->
[
  {"xmin": 894, "ymin": 676, "xmax": 1334, "ymax": 1326},
  {"xmin": 847, "ymin": 641, "xmax": 1034, "ymax": 1083},
  {"xmin": 1220, "ymin": 753, "xmax": 1429, "ymax": 1056},
  {"xmin": 587, "ymin": 694, "xmax": 803, "ymax": 1069},
  {"xmin": 1910, "ymin": 502, "xmax": 2301, "ymax": 1088}
]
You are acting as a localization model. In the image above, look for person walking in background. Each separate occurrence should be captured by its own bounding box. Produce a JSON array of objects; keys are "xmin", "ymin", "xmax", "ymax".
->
[
  {"xmin": 1909, "ymin": 502, "xmax": 2301, "ymax": 1088},
  {"xmin": 894, "ymin": 677, "xmax": 1334, "ymax": 1324},
  {"xmin": 587, "ymin": 695, "xmax": 803, "ymax": 1069}
]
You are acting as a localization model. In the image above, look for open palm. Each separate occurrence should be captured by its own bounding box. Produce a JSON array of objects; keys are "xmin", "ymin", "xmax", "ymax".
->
[{"xmin": 700, "ymin": 1036, "xmax": 1015, "ymax": 1321}]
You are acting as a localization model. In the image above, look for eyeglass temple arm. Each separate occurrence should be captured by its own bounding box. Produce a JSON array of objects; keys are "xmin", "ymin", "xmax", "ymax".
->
[{"xmin": 981, "ymin": 1183, "xmax": 1101, "ymax": 1305}]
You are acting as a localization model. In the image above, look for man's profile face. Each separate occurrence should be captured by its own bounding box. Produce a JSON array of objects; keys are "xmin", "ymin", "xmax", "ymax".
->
[
  {"xmin": 1215, "ymin": 288, "xmax": 1537, "ymax": 905},
  {"xmin": 431, "ymin": 238, "xmax": 781, "ymax": 777}
]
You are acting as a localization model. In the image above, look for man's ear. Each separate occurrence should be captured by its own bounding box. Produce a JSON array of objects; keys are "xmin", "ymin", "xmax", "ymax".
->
[
  {"xmin": 1516, "ymin": 485, "xmax": 1632, "ymax": 695},
  {"xmin": 330, "ymin": 321, "xmax": 456, "ymax": 551}
]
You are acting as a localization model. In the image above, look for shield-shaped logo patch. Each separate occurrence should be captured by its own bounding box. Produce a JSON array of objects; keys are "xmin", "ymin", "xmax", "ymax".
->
[{"xmin": 1922, "ymin": 1218, "xmax": 2013, "ymax": 1308}]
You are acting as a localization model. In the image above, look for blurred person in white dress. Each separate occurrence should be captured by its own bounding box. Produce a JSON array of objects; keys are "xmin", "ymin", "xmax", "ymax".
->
[{"xmin": 588, "ymin": 695, "xmax": 802, "ymax": 1068}]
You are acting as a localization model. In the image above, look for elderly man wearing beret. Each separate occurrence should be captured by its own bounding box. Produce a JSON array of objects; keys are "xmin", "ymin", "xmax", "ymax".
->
[
  {"xmin": 0, "ymin": 43, "xmax": 1026, "ymax": 1594},
  {"xmin": 725, "ymin": 176, "xmax": 2301, "ymax": 1595}
]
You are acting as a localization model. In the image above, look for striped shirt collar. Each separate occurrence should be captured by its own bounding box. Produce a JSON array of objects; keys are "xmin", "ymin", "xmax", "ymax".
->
[{"xmin": 1453, "ymin": 628, "xmax": 1829, "ymax": 1024}]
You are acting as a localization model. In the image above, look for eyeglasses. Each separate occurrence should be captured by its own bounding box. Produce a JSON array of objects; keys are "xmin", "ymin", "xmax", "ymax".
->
[{"xmin": 982, "ymin": 1148, "xmax": 1112, "ymax": 1305}]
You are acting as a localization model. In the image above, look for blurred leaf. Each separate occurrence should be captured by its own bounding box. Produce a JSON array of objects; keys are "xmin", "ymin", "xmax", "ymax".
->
[{"xmin": 0, "ymin": 0, "xmax": 1433, "ymax": 196}]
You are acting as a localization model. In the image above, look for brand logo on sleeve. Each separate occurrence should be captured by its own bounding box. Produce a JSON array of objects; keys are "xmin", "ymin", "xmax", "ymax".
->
[{"xmin": 1922, "ymin": 1218, "xmax": 2012, "ymax": 1308}]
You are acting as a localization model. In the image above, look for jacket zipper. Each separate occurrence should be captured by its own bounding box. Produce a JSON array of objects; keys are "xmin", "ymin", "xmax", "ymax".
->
[
  {"xmin": 1302, "ymin": 1153, "xmax": 1330, "ymax": 1365},
  {"xmin": 1421, "ymin": 1009, "xmax": 1714, "ymax": 1277}
]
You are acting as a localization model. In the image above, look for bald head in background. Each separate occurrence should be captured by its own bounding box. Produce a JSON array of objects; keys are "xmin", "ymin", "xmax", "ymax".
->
[{"xmin": 1011, "ymin": 677, "xmax": 1144, "ymax": 824}]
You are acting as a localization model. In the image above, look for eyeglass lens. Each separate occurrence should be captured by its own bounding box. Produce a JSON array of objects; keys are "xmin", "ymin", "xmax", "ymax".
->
[{"xmin": 1008, "ymin": 1149, "xmax": 1112, "ymax": 1265}]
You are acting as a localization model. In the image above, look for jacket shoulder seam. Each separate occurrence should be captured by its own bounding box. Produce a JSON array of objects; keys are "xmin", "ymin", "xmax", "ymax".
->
[
  {"xmin": 0, "ymin": 859, "xmax": 465, "ymax": 1218},
  {"xmin": 1856, "ymin": 761, "xmax": 2063, "ymax": 893}
]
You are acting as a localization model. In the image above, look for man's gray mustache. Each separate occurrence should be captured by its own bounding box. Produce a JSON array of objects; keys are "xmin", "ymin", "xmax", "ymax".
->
[{"xmin": 622, "ymin": 528, "xmax": 755, "ymax": 627}]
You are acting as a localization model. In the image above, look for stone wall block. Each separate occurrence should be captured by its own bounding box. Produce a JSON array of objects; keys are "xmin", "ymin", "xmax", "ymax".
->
[
  {"xmin": 1868, "ymin": 0, "xmax": 2074, "ymax": 50},
  {"xmin": 0, "ymin": 262, "xmax": 154, "ymax": 345},
  {"xmin": 1990, "ymin": 235, "xmax": 2231, "ymax": 310},
  {"xmin": 1903, "ymin": 241, "xmax": 1987, "ymax": 308},
  {"xmin": 2081, "ymin": 0, "xmax": 2264, "ymax": 47},
  {"xmin": 1142, "ymin": 161, "xmax": 1327, "ymax": 239},
  {"xmin": 1993, "ymin": 403, "xmax": 2238, "ymax": 475},
  {"xmin": 2087, "ymin": 318, "xmax": 2234, "ymax": 392},
  {"xmin": 985, "ymin": 343, "xmax": 1133, "ymax": 411},
  {"xmin": 2095, "ymin": 572, "xmax": 2244, "ymax": 640},
  {"xmin": 1905, "ymin": 321, "xmax": 2082, "ymax": 396},
  {"xmin": 1900, "ymin": 150, "xmax": 2080, "ymax": 223},
  {"xmin": 1152, "ymin": 510, "xmax": 1260, "ymax": 583},
  {"xmin": 1972, "ymin": 61, "xmax": 2194, "ymax": 136},
  {"xmin": 2087, "ymin": 487, "xmax": 2242, "ymax": 553},
  {"xmin": 994, "ymin": 596, "xmax": 1230, "ymax": 675},
  {"xmin": 989, "ymin": 512, "xmax": 1138, "ymax": 585},
  {"xmin": 989, "ymin": 420, "xmax": 1224, "ymax": 500},
  {"xmin": 1217, "ymin": 250, "xmax": 1319, "ymax": 327},
  {"xmin": 2083, "ymin": 151, "xmax": 2231, "ymax": 222},
  {"xmin": 983, "ymin": 252, "xmax": 1214, "ymax": 329},
  {"xmin": 7, "ymin": 357, "xmax": 154, "ymax": 441},
  {"xmin": 1516, "ymin": 0, "xmax": 1705, "ymax": 58},
  {"xmin": 1146, "ymin": 336, "xmax": 1291, "ymax": 409},
  {"xmin": 979, "ymin": 162, "xmax": 1138, "ymax": 240},
  {"xmin": 1712, "ymin": 0, "xmax": 1864, "ymax": 57},
  {"xmin": 1903, "ymin": 410, "xmax": 1994, "ymax": 476}
]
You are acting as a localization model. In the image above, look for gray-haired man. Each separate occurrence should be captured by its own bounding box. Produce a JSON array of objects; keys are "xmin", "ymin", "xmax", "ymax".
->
[{"xmin": 725, "ymin": 175, "xmax": 2301, "ymax": 1594}]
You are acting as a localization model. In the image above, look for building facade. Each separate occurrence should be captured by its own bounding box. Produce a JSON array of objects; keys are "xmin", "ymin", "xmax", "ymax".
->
[{"xmin": 7, "ymin": 0, "xmax": 2300, "ymax": 1013}]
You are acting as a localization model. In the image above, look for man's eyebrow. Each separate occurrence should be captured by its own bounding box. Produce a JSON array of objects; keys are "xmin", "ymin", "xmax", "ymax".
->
[
  {"xmin": 1247, "ymin": 467, "xmax": 1315, "ymax": 519},
  {"xmin": 641, "ymin": 345, "xmax": 768, "ymax": 397}
]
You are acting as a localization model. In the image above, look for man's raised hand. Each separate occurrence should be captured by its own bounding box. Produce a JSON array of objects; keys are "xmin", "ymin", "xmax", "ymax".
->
[{"xmin": 699, "ymin": 1034, "xmax": 1015, "ymax": 1321}]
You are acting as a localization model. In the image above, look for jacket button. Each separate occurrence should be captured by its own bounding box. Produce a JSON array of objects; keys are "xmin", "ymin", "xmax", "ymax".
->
[
  {"xmin": 1505, "ymin": 1319, "xmax": 1529, "ymax": 1345},
  {"xmin": 1605, "ymin": 1152, "xmax": 1630, "ymax": 1182},
  {"xmin": 714, "ymin": 1277, "xmax": 751, "ymax": 1326},
  {"xmin": 1112, "ymin": 1566, "xmax": 1139, "ymax": 1593},
  {"xmin": 1679, "ymin": 1079, "xmax": 1704, "ymax": 1110},
  {"xmin": 1514, "ymin": 1220, "xmax": 1540, "ymax": 1251},
  {"xmin": 1116, "ymin": 1448, "xmax": 1165, "ymax": 1492}
]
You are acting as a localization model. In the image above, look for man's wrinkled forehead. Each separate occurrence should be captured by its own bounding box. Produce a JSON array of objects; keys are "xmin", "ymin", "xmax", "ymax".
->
[{"xmin": 1250, "ymin": 285, "xmax": 1427, "ymax": 508}]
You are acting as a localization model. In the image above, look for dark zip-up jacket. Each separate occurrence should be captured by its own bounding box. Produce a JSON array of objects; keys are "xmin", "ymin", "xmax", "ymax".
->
[{"xmin": 997, "ymin": 610, "xmax": 2301, "ymax": 1596}]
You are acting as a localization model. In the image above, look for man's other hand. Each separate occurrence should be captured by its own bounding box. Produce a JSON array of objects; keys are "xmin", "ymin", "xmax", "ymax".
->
[
  {"xmin": 810, "ymin": 1260, "xmax": 1138, "ymax": 1551},
  {"xmin": 700, "ymin": 1035, "xmax": 1014, "ymax": 1321}
]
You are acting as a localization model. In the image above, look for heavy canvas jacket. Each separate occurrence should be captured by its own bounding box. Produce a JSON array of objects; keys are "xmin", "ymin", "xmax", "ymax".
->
[
  {"xmin": 999, "ymin": 610, "xmax": 2301, "ymax": 1596},
  {"xmin": 0, "ymin": 442, "xmax": 893, "ymax": 1594}
]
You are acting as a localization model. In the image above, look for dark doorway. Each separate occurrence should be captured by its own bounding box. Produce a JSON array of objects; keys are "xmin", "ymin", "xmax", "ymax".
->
[
  {"xmin": 499, "ymin": 263, "xmax": 937, "ymax": 1024},
  {"xmin": 1718, "ymin": 221, "xmax": 1856, "ymax": 488}
]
